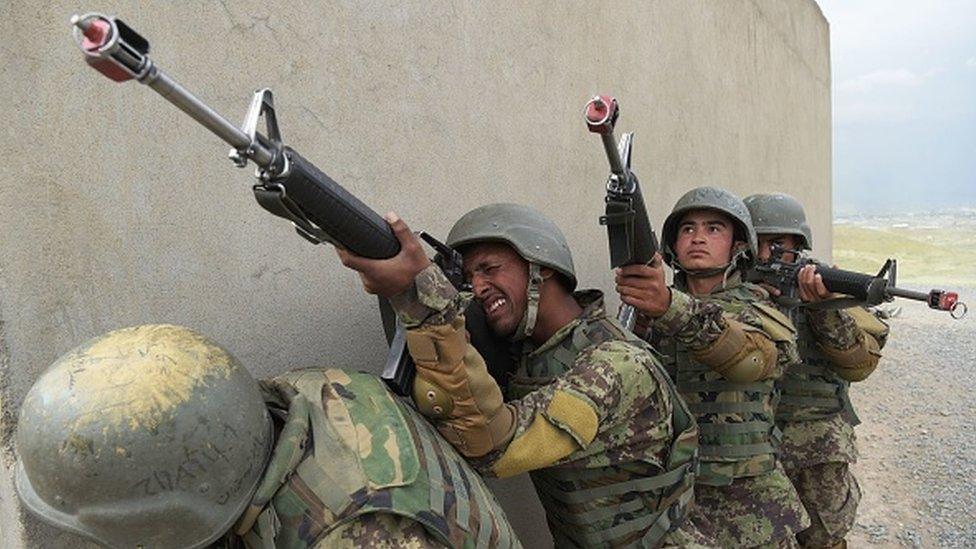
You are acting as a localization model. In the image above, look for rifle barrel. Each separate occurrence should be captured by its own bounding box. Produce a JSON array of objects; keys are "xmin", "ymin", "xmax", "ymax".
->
[
  {"xmin": 886, "ymin": 287, "xmax": 930, "ymax": 302},
  {"xmin": 600, "ymin": 133, "xmax": 625, "ymax": 175},
  {"xmin": 143, "ymin": 66, "xmax": 276, "ymax": 168}
]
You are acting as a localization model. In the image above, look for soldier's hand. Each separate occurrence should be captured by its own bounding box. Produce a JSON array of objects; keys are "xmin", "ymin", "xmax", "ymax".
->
[
  {"xmin": 336, "ymin": 212, "xmax": 432, "ymax": 298},
  {"xmin": 758, "ymin": 282, "xmax": 781, "ymax": 297},
  {"xmin": 797, "ymin": 264, "xmax": 835, "ymax": 303},
  {"xmin": 615, "ymin": 253, "xmax": 672, "ymax": 318}
]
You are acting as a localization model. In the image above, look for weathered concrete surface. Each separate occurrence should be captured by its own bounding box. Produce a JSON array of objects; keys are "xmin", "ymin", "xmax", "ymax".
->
[{"xmin": 0, "ymin": 0, "xmax": 829, "ymax": 546}]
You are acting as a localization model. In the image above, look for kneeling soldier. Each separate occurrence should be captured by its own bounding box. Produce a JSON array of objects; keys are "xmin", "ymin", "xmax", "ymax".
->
[{"xmin": 16, "ymin": 324, "xmax": 520, "ymax": 548}]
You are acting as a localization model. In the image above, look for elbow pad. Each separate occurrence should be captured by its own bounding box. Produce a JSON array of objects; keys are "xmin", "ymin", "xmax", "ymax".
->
[
  {"xmin": 847, "ymin": 306, "xmax": 891, "ymax": 350},
  {"xmin": 693, "ymin": 319, "xmax": 778, "ymax": 382},
  {"xmin": 407, "ymin": 317, "xmax": 515, "ymax": 457},
  {"xmin": 820, "ymin": 333, "xmax": 881, "ymax": 382}
]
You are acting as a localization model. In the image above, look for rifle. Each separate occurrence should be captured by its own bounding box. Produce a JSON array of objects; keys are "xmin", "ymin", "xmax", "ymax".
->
[
  {"xmin": 70, "ymin": 13, "xmax": 513, "ymax": 395},
  {"xmin": 584, "ymin": 95, "xmax": 659, "ymax": 331},
  {"xmin": 748, "ymin": 246, "xmax": 968, "ymax": 319}
]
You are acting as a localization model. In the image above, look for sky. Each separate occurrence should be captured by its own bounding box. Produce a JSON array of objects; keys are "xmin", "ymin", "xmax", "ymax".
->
[{"xmin": 816, "ymin": 1, "xmax": 976, "ymax": 215}]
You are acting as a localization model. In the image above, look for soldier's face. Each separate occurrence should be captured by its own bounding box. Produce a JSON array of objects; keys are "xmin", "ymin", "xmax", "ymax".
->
[
  {"xmin": 757, "ymin": 234, "xmax": 799, "ymax": 263},
  {"xmin": 674, "ymin": 210, "xmax": 738, "ymax": 270},
  {"xmin": 462, "ymin": 242, "xmax": 529, "ymax": 337}
]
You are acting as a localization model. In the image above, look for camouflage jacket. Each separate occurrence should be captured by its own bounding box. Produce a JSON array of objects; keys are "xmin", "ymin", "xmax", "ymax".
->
[
  {"xmin": 393, "ymin": 265, "xmax": 710, "ymax": 548},
  {"xmin": 227, "ymin": 368, "xmax": 520, "ymax": 549},
  {"xmin": 778, "ymin": 307, "xmax": 888, "ymax": 469},
  {"xmin": 648, "ymin": 273, "xmax": 801, "ymax": 485}
]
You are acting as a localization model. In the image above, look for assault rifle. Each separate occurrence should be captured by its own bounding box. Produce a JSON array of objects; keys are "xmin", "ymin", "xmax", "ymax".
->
[
  {"xmin": 584, "ymin": 95, "xmax": 659, "ymax": 331},
  {"xmin": 748, "ymin": 246, "xmax": 967, "ymax": 319},
  {"xmin": 70, "ymin": 13, "xmax": 512, "ymax": 395}
]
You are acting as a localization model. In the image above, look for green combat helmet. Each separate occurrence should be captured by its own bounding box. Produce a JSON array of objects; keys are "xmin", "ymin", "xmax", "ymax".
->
[
  {"xmin": 661, "ymin": 186, "xmax": 758, "ymax": 278},
  {"xmin": 15, "ymin": 324, "xmax": 272, "ymax": 549},
  {"xmin": 448, "ymin": 203, "xmax": 576, "ymax": 339},
  {"xmin": 743, "ymin": 192, "xmax": 813, "ymax": 250}
]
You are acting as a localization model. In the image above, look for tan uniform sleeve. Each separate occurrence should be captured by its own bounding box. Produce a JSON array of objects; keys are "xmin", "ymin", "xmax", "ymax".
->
[{"xmin": 485, "ymin": 340, "xmax": 669, "ymax": 479}]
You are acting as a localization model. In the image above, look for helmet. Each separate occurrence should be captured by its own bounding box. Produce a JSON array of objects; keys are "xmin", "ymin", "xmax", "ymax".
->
[
  {"xmin": 661, "ymin": 186, "xmax": 758, "ymax": 272},
  {"xmin": 447, "ymin": 203, "xmax": 575, "ymax": 339},
  {"xmin": 15, "ymin": 324, "xmax": 272, "ymax": 549},
  {"xmin": 743, "ymin": 192, "xmax": 812, "ymax": 250},
  {"xmin": 447, "ymin": 203, "xmax": 576, "ymax": 289}
]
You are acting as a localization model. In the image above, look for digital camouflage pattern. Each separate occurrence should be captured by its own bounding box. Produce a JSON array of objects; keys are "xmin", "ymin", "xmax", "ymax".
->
[
  {"xmin": 786, "ymin": 462, "xmax": 861, "ymax": 548},
  {"xmin": 499, "ymin": 291, "xmax": 707, "ymax": 547},
  {"xmin": 694, "ymin": 465, "xmax": 806, "ymax": 549},
  {"xmin": 326, "ymin": 513, "xmax": 446, "ymax": 548},
  {"xmin": 777, "ymin": 307, "xmax": 887, "ymax": 546},
  {"xmin": 231, "ymin": 368, "xmax": 520, "ymax": 549},
  {"xmin": 777, "ymin": 309, "xmax": 864, "ymax": 470},
  {"xmin": 395, "ymin": 273, "xmax": 713, "ymax": 547},
  {"xmin": 649, "ymin": 274, "xmax": 809, "ymax": 547}
]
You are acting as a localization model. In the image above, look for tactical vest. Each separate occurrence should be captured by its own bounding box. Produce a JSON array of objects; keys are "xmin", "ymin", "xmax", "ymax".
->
[
  {"xmin": 656, "ymin": 284, "xmax": 779, "ymax": 487},
  {"xmin": 239, "ymin": 369, "xmax": 520, "ymax": 549},
  {"xmin": 508, "ymin": 301, "xmax": 699, "ymax": 548},
  {"xmin": 776, "ymin": 312, "xmax": 859, "ymax": 425}
]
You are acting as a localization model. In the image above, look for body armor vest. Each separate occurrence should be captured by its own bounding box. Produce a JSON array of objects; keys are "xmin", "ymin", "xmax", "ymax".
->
[
  {"xmin": 508, "ymin": 296, "xmax": 699, "ymax": 548},
  {"xmin": 242, "ymin": 369, "xmax": 519, "ymax": 549},
  {"xmin": 656, "ymin": 284, "xmax": 778, "ymax": 487},
  {"xmin": 776, "ymin": 312, "xmax": 859, "ymax": 425}
]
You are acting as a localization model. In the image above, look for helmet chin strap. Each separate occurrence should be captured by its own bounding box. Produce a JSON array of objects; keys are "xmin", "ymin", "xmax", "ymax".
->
[
  {"xmin": 674, "ymin": 245, "xmax": 750, "ymax": 289},
  {"xmin": 513, "ymin": 263, "xmax": 545, "ymax": 341}
]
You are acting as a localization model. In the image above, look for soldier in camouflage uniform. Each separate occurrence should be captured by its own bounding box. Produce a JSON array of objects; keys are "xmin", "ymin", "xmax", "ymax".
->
[
  {"xmin": 744, "ymin": 193, "xmax": 889, "ymax": 549},
  {"xmin": 15, "ymin": 324, "xmax": 519, "ymax": 548},
  {"xmin": 338, "ymin": 204, "xmax": 714, "ymax": 547},
  {"xmin": 615, "ymin": 187, "xmax": 811, "ymax": 548}
]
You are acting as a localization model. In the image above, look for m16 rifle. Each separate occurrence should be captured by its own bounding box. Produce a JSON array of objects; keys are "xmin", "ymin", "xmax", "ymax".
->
[
  {"xmin": 749, "ymin": 246, "xmax": 967, "ymax": 319},
  {"xmin": 584, "ymin": 95, "xmax": 659, "ymax": 331},
  {"xmin": 69, "ymin": 12, "xmax": 512, "ymax": 396}
]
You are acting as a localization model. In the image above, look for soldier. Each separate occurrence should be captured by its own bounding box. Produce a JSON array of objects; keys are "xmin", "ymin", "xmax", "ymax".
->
[
  {"xmin": 744, "ymin": 193, "xmax": 888, "ymax": 549},
  {"xmin": 615, "ymin": 186, "xmax": 810, "ymax": 548},
  {"xmin": 15, "ymin": 324, "xmax": 519, "ymax": 548},
  {"xmin": 337, "ymin": 204, "xmax": 713, "ymax": 547}
]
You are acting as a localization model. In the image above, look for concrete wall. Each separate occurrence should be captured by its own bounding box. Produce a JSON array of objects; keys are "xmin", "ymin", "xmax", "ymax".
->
[{"xmin": 0, "ymin": 0, "xmax": 830, "ymax": 546}]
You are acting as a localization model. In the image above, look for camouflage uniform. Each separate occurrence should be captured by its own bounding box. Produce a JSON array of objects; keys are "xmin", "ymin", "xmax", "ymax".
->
[
  {"xmin": 231, "ymin": 367, "xmax": 520, "ymax": 548},
  {"xmin": 394, "ymin": 264, "xmax": 714, "ymax": 548},
  {"xmin": 649, "ymin": 273, "xmax": 810, "ymax": 548},
  {"xmin": 776, "ymin": 307, "xmax": 888, "ymax": 548}
]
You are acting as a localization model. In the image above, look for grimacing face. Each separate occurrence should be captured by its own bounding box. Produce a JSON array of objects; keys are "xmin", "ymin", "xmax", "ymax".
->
[
  {"xmin": 461, "ymin": 242, "xmax": 529, "ymax": 337},
  {"xmin": 674, "ymin": 209, "xmax": 740, "ymax": 270},
  {"xmin": 757, "ymin": 233, "xmax": 800, "ymax": 263}
]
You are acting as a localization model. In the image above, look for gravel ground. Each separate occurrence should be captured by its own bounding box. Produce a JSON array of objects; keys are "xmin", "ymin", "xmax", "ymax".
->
[{"xmin": 847, "ymin": 286, "xmax": 976, "ymax": 547}]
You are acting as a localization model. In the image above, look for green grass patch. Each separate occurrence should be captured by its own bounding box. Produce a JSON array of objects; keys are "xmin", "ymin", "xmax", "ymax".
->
[{"xmin": 833, "ymin": 224, "xmax": 976, "ymax": 286}]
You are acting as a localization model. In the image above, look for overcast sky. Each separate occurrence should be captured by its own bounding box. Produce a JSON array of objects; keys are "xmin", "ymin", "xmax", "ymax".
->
[{"xmin": 817, "ymin": 1, "xmax": 976, "ymax": 215}]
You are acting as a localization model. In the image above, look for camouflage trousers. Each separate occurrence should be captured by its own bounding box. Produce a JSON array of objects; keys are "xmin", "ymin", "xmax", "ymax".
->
[
  {"xmin": 694, "ymin": 465, "xmax": 809, "ymax": 548},
  {"xmin": 785, "ymin": 461, "xmax": 861, "ymax": 548},
  {"xmin": 324, "ymin": 513, "xmax": 448, "ymax": 548}
]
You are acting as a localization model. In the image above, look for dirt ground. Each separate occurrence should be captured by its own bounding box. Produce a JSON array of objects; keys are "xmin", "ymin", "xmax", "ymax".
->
[{"xmin": 844, "ymin": 288, "xmax": 975, "ymax": 547}]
